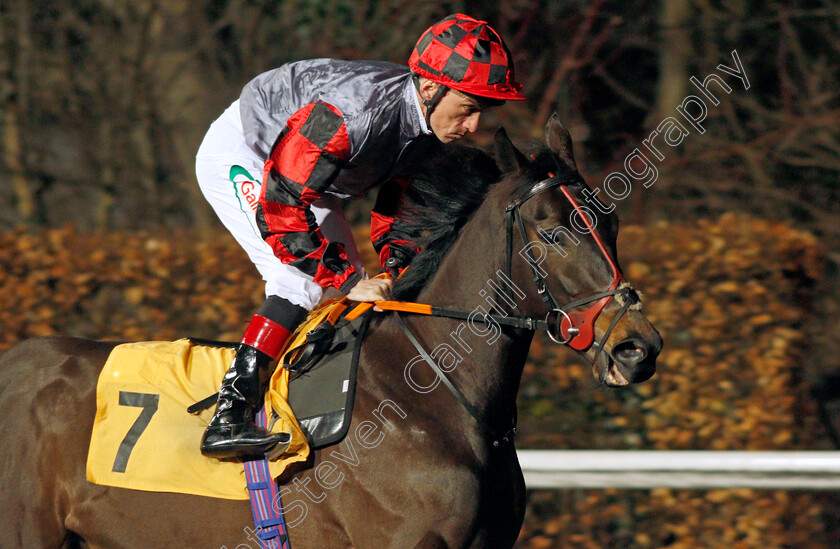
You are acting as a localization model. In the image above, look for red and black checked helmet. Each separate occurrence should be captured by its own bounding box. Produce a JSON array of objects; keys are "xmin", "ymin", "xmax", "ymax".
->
[{"xmin": 409, "ymin": 14, "xmax": 525, "ymax": 101}]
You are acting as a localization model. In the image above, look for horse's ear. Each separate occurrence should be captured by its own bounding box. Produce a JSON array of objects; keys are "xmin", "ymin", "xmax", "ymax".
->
[
  {"xmin": 494, "ymin": 127, "xmax": 528, "ymax": 174},
  {"xmin": 545, "ymin": 113, "xmax": 577, "ymax": 171}
]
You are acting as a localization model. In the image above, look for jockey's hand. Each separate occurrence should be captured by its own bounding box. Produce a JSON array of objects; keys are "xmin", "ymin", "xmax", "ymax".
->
[{"xmin": 346, "ymin": 278, "xmax": 393, "ymax": 310}]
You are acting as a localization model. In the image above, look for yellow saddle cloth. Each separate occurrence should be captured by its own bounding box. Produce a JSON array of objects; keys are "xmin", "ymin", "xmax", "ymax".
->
[
  {"xmin": 86, "ymin": 297, "xmax": 359, "ymax": 499},
  {"xmin": 86, "ymin": 338, "xmax": 311, "ymax": 500}
]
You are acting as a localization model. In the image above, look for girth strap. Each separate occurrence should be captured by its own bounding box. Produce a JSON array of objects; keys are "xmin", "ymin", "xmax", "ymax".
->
[{"xmin": 243, "ymin": 407, "xmax": 292, "ymax": 549}]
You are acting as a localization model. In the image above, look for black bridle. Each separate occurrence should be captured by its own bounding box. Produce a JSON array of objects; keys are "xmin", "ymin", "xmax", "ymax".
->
[
  {"xmin": 504, "ymin": 173, "xmax": 639, "ymax": 357},
  {"xmin": 396, "ymin": 172, "xmax": 640, "ymax": 447}
]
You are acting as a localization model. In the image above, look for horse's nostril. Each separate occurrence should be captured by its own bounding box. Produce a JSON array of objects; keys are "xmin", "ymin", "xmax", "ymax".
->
[
  {"xmin": 612, "ymin": 337, "xmax": 657, "ymax": 383},
  {"xmin": 612, "ymin": 339, "xmax": 648, "ymax": 366}
]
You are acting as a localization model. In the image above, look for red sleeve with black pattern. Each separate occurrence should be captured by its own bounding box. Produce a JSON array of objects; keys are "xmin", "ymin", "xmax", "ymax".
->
[
  {"xmin": 255, "ymin": 102, "xmax": 362, "ymax": 294},
  {"xmin": 370, "ymin": 178, "xmax": 421, "ymax": 268}
]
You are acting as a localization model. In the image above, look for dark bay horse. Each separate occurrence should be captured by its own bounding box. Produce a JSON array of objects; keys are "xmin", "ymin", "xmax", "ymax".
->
[{"xmin": 0, "ymin": 117, "xmax": 661, "ymax": 548}]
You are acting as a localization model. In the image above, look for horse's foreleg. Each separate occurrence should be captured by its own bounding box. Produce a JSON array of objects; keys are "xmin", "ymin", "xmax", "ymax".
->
[{"xmin": 469, "ymin": 447, "xmax": 526, "ymax": 549}]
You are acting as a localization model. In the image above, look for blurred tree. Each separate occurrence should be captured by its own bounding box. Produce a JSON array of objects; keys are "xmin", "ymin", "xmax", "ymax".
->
[
  {"xmin": 0, "ymin": 0, "xmax": 836, "ymax": 240},
  {"xmin": 0, "ymin": 0, "xmax": 35, "ymax": 226},
  {"xmin": 650, "ymin": 0, "xmax": 690, "ymax": 126}
]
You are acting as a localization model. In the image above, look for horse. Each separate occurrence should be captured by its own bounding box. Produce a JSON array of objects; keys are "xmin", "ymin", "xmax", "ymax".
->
[{"xmin": 0, "ymin": 116, "xmax": 662, "ymax": 549}]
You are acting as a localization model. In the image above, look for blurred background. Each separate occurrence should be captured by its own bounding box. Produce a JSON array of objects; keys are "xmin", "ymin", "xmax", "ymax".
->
[{"xmin": 1, "ymin": 1, "xmax": 838, "ymax": 547}]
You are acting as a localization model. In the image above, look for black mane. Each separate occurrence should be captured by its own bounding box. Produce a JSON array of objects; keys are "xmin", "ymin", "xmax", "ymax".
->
[
  {"xmin": 392, "ymin": 144, "xmax": 501, "ymax": 300},
  {"xmin": 391, "ymin": 141, "xmax": 567, "ymax": 301}
]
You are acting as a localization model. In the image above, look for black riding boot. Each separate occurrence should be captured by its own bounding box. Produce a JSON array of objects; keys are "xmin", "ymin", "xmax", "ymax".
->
[
  {"xmin": 200, "ymin": 344, "xmax": 289, "ymax": 459},
  {"xmin": 201, "ymin": 297, "xmax": 307, "ymax": 459}
]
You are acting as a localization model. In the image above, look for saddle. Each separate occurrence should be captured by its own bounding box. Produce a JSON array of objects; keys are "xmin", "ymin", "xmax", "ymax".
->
[
  {"xmin": 189, "ymin": 297, "xmax": 374, "ymax": 450},
  {"xmin": 276, "ymin": 298, "xmax": 372, "ymax": 449}
]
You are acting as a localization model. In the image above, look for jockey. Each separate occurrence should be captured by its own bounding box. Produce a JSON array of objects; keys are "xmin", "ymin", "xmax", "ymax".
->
[{"xmin": 196, "ymin": 14, "xmax": 525, "ymax": 459}]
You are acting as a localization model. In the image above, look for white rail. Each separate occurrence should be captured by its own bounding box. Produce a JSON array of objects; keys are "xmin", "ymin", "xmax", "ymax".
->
[{"xmin": 517, "ymin": 450, "xmax": 840, "ymax": 490}]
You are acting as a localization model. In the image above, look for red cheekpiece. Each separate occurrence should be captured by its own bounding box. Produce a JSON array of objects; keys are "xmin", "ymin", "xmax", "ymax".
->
[{"xmin": 241, "ymin": 315, "xmax": 293, "ymax": 360}]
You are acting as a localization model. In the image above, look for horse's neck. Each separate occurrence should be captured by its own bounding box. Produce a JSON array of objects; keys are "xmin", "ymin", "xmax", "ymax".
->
[{"xmin": 412, "ymin": 193, "xmax": 533, "ymax": 431}]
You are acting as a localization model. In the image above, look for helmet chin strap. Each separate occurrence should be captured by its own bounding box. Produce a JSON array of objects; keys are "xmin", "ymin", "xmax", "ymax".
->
[{"xmin": 412, "ymin": 74, "xmax": 448, "ymax": 130}]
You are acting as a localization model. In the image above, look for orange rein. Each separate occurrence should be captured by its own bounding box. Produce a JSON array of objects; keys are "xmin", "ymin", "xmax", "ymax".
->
[{"xmin": 341, "ymin": 269, "xmax": 433, "ymax": 321}]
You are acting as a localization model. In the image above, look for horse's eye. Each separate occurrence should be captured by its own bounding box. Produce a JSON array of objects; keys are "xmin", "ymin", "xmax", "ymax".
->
[{"xmin": 539, "ymin": 228, "xmax": 564, "ymax": 245}]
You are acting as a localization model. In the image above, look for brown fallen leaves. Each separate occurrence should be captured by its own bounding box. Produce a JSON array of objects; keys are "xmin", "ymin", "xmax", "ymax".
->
[{"xmin": 0, "ymin": 226, "xmax": 268, "ymax": 348}]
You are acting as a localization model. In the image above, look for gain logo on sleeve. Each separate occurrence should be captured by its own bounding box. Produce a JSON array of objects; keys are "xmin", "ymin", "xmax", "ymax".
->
[{"xmin": 230, "ymin": 165, "xmax": 262, "ymax": 237}]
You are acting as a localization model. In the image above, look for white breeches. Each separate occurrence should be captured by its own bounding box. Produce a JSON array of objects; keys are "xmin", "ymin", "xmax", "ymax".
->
[{"xmin": 195, "ymin": 100, "xmax": 366, "ymax": 310}]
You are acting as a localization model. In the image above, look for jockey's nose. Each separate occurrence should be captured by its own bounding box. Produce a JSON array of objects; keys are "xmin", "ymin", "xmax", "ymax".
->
[{"xmin": 464, "ymin": 112, "xmax": 480, "ymax": 133}]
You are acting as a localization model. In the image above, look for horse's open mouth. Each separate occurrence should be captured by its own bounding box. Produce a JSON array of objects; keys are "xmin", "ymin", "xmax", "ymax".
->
[
  {"xmin": 593, "ymin": 350, "xmax": 630, "ymax": 387},
  {"xmin": 603, "ymin": 360, "xmax": 630, "ymax": 387}
]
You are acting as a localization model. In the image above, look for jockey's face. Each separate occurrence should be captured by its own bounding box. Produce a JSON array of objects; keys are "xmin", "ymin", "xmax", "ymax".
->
[{"xmin": 419, "ymin": 81, "xmax": 486, "ymax": 143}]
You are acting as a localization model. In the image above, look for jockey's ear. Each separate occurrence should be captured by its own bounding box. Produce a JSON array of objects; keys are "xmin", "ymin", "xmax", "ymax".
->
[
  {"xmin": 545, "ymin": 113, "xmax": 577, "ymax": 171},
  {"xmin": 494, "ymin": 127, "xmax": 528, "ymax": 174},
  {"xmin": 417, "ymin": 78, "xmax": 440, "ymax": 103}
]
